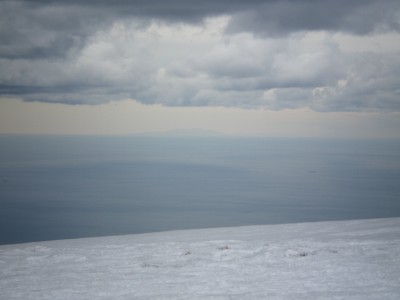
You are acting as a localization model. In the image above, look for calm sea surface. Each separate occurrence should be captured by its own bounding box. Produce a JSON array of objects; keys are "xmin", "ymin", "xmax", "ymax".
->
[{"xmin": 1, "ymin": 135, "xmax": 399, "ymax": 245}]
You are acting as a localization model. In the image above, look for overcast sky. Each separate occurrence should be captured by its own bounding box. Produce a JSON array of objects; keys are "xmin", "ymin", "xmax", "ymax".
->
[{"xmin": 1, "ymin": 0, "xmax": 400, "ymax": 137}]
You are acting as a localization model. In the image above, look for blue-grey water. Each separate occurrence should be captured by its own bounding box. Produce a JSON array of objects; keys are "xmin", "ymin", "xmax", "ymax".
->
[{"xmin": 0, "ymin": 135, "xmax": 399, "ymax": 245}]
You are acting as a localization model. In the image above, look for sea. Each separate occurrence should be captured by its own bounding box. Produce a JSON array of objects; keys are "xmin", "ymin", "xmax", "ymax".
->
[{"xmin": 1, "ymin": 135, "xmax": 399, "ymax": 245}]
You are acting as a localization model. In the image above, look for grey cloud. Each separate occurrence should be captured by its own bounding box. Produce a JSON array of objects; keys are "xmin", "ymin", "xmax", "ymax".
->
[
  {"xmin": 1, "ymin": 0, "xmax": 398, "ymax": 59},
  {"xmin": 21, "ymin": 0, "xmax": 400, "ymax": 33},
  {"xmin": 0, "ymin": 1, "xmax": 113, "ymax": 59},
  {"xmin": 317, "ymin": 53, "xmax": 400, "ymax": 112},
  {"xmin": 227, "ymin": 0, "xmax": 400, "ymax": 36},
  {"xmin": 0, "ymin": 0, "xmax": 399, "ymax": 111}
]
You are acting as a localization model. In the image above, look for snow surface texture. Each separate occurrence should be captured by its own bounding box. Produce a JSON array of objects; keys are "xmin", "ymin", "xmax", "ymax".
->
[{"xmin": 1, "ymin": 218, "xmax": 400, "ymax": 299}]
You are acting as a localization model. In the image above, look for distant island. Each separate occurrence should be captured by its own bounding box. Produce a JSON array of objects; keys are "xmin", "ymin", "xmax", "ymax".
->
[{"xmin": 130, "ymin": 128, "xmax": 228, "ymax": 137}]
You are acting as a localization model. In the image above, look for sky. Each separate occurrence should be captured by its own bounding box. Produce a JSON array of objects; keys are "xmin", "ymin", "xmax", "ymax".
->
[{"xmin": 0, "ymin": 0, "xmax": 400, "ymax": 137}]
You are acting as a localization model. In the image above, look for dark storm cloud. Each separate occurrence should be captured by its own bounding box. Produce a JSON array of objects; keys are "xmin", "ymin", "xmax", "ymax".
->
[{"xmin": 0, "ymin": 0, "xmax": 400, "ymax": 111}]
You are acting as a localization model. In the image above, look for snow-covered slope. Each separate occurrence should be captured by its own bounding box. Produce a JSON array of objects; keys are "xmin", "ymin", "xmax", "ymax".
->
[{"xmin": 1, "ymin": 218, "xmax": 400, "ymax": 299}]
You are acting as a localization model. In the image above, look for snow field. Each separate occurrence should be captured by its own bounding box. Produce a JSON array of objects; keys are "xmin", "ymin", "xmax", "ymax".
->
[{"xmin": 1, "ymin": 218, "xmax": 400, "ymax": 299}]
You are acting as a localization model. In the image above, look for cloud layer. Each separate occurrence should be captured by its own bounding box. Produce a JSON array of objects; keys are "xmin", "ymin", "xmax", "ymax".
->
[{"xmin": 1, "ymin": 0, "xmax": 400, "ymax": 111}]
